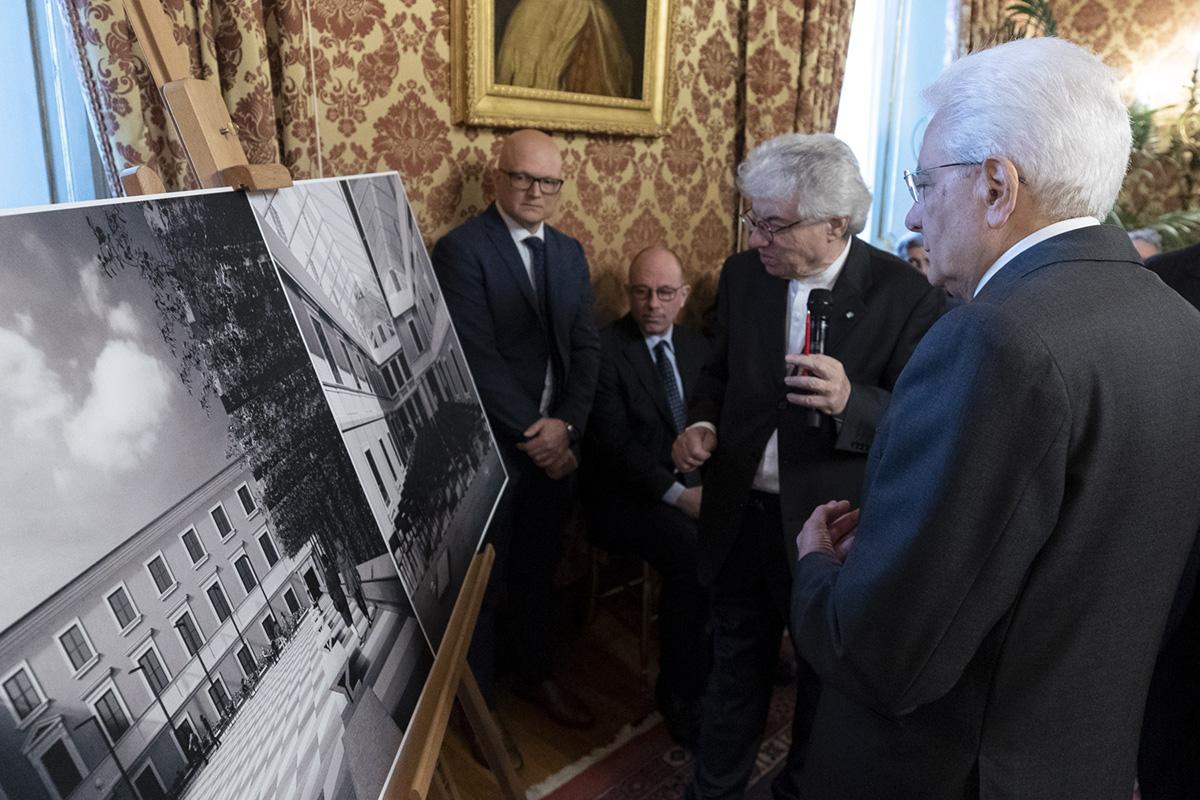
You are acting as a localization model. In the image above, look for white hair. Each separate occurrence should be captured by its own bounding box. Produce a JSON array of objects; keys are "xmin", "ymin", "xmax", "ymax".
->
[
  {"xmin": 923, "ymin": 37, "xmax": 1131, "ymax": 220},
  {"xmin": 736, "ymin": 133, "xmax": 872, "ymax": 236}
]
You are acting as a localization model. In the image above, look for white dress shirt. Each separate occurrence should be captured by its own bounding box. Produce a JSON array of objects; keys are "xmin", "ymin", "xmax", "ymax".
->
[
  {"xmin": 974, "ymin": 217, "xmax": 1099, "ymax": 297},
  {"xmin": 496, "ymin": 204, "xmax": 554, "ymax": 414}
]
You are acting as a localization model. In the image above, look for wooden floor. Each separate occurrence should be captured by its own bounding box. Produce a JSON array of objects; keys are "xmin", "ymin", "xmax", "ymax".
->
[{"xmin": 440, "ymin": 576, "xmax": 659, "ymax": 796}]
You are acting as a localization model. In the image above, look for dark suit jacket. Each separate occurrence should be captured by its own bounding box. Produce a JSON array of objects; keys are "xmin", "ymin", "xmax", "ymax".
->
[
  {"xmin": 431, "ymin": 204, "xmax": 600, "ymax": 458},
  {"xmin": 689, "ymin": 238, "xmax": 945, "ymax": 586},
  {"xmin": 791, "ymin": 225, "xmax": 1200, "ymax": 800},
  {"xmin": 583, "ymin": 314, "xmax": 709, "ymax": 506}
]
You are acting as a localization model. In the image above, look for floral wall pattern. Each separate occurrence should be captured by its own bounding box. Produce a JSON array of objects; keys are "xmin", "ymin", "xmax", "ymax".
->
[{"xmin": 62, "ymin": 0, "xmax": 856, "ymax": 323}]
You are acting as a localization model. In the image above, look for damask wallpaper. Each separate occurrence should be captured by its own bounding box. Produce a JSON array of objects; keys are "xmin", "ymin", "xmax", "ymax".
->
[{"xmin": 62, "ymin": 0, "xmax": 850, "ymax": 323}]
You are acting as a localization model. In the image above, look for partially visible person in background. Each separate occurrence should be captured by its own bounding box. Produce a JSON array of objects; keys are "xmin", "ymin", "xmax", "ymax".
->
[
  {"xmin": 894, "ymin": 232, "xmax": 929, "ymax": 274},
  {"xmin": 1129, "ymin": 227, "xmax": 1162, "ymax": 260}
]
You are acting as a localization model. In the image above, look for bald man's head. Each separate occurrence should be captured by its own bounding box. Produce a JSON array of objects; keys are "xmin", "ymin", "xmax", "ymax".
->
[
  {"xmin": 627, "ymin": 246, "xmax": 689, "ymax": 336},
  {"xmin": 495, "ymin": 129, "xmax": 564, "ymax": 232}
]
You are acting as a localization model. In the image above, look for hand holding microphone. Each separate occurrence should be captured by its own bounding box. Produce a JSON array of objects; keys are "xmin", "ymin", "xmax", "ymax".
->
[{"xmin": 785, "ymin": 289, "xmax": 850, "ymax": 423}]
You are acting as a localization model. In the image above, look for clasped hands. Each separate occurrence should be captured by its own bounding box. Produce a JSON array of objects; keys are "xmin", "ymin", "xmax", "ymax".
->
[
  {"xmin": 518, "ymin": 416, "xmax": 577, "ymax": 479},
  {"xmin": 797, "ymin": 499, "xmax": 860, "ymax": 563}
]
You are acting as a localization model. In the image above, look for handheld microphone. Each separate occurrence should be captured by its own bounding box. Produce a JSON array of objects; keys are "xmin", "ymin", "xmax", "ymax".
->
[{"xmin": 805, "ymin": 289, "xmax": 833, "ymax": 428}]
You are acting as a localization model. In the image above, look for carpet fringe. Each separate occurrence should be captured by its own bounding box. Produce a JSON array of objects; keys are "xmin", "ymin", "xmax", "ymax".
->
[{"xmin": 524, "ymin": 712, "xmax": 664, "ymax": 799}]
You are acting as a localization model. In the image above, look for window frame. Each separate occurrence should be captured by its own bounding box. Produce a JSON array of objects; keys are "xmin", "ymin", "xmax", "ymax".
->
[
  {"xmin": 132, "ymin": 638, "xmax": 173, "ymax": 700},
  {"xmin": 53, "ymin": 617, "xmax": 99, "ymax": 678},
  {"xmin": 104, "ymin": 580, "xmax": 142, "ymax": 635},
  {"xmin": 144, "ymin": 550, "xmax": 178, "ymax": 598},
  {"xmin": 170, "ymin": 606, "xmax": 205, "ymax": 658},
  {"xmin": 235, "ymin": 481, "xmax": 259, "ymax": 517},
  {"xmin": 27, "ymin": 724, "xmax": 87, "ymax": 800},
  {"xmin": 233, "ymin": 552, "xmax": 259, "ymax": 594},
  {"xmin": 202, "ymin": 574, "xmax": 234, "ymax": 625},
  {"xmin": 283, "ymin": 587, "xmax": 301, "ymax": 615},
  {"xmin": 85, "ymin": 678, "xmax": 134, "ymax": 748},
  {"xmin": 1, "ymin": 659, "xmax": 49, "ymax": 728},
  {"xmin": 134, "ymin": 760, "xmax": 168, "ymax": 800},
  {"xmin": 257, "ymin": 528, "xmax": 281, "ymax": 568},
  {"xmin": 179, "ymin": 525, "xmax": 208, "ymax": 568},
  {"xmin": 209, "ymin": 501, "xmax": 235, "ymax": 541}
]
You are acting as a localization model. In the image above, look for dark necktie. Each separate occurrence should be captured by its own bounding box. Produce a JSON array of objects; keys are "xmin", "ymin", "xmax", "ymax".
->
[
  {"xmin": 523, "ymin": 237, "xmax": 563, "ymax": 401},
  {"xmin": 654, "ymin": 340, "xmax": 687, "ymax": 434}
]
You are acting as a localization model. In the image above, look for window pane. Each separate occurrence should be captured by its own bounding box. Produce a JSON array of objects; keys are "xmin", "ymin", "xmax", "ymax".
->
[
  {"xmin": 107, "ymin": 587, "xmax": 137, "ymax": 629},
  {"xmin": 137, "ymin": 650, "xmax": 169, "ymax": 695},
  {"xmin": 236, "ymin": 645, "xmax": 256, "ymax": 676},
  {"xmin": 211, "ymin": 505, "xmax": 233, "ymax": 537},
  {"xmin": 207, "ymin": 584, "xmax": 231, "ymax": 623},
  {"xmin": 95, "ymin": 689, "xmax": 130, "ymax": 741},
  {"xmin": 148, "ymin": 556, "xmax": 172, "ymax": 593},
  {"xmin": 135, "ymin": 766, "xmax": 167, "ymax": 800},
  {"xmin": 284, "ymin": 588, "xmax": 300, "ymax": 614},
  {"xmin": 378, "ymin": 438, "xmax": 398, "ymax": 481},
  {"xmin": 182, "ymin": 529, "xmax": 205, "ymax": 563},
  {"xmin": 175, "ymin": 614, "xmax": 202, "ymax": 656},
  {"xmin": 40, "ymin": 740, "xmax": 83, "ymax": 797},
  {"xmin": 208, "ymin": 680, "xmax": 229, "ymax": 712},
  {"xmin": 235, "ymin": 556, "xmax": 257, "ymax": 592},
  {"xmin": 3, "ymin": 669, "xmax": 40, "ymax": 719},
  {"xmin": 59, "ymin": 626, "xmax": 93, "ymax": 670},
  {"xmin": 259, "ymin": 532, "xmax": 279, "ymax": 567},
  {"xmin": 237, "ymin": 485, "xmax": 256, "ymax": 515},
  {"xmin": 364, "ymin": 449, "xmax": 390, "ymax": 504}
]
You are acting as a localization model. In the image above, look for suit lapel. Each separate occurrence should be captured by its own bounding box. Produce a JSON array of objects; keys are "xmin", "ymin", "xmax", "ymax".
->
[
  {"xmin": 482, "ymin": 204, "xmax": 539, "ymax": 317},
  {"xmin": 826, "ymin": 237, "xmax": 870, "ymax": 354},
  {"xmin": 620, "ymin": 316, "xmax": 674, "ymax": 428},
  {"xmin": 673, "ymin": 327, "xmax": 703, "ymax": 397},
  {"xmin": 543, "ymin": 228, "xmax": 571, "ymax": 365}
]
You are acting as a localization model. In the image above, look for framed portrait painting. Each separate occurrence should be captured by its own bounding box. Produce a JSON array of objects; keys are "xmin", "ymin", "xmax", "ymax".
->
[{"xmin": 451, "ymin": 0, "xmax": 673, "ymax": 136}]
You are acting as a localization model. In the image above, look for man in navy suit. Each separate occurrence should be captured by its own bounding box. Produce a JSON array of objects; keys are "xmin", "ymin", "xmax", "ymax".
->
[
  {"xmin": 432, "ymin": 129, "xmax": 600, "ymax": 731},
  {"xmin": 583, "ymin": 245, "xmax": 711, "ymax": 747},
  {"xmin": 791, "ymin": 38, "xmax": 1200, "ymax": 799}
]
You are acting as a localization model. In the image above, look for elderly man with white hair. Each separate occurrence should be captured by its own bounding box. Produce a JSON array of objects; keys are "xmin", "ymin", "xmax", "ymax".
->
[
  {"xmin": 673, "ymin": 132, "xmax": 944, "ymax": 799},
  {"xmin": 790, "ymin": 37, "xmax": 1200, "ymax": 799}
]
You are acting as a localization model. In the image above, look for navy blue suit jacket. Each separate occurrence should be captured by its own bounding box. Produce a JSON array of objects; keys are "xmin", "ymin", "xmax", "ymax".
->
[{"xmin": 431, "ymin": 204, "xmax": 600, "ymax": 456}]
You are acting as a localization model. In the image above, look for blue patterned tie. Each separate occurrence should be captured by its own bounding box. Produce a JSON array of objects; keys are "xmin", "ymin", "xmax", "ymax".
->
[{"xmin": 654, "ymin": 340, "xmax": 687, "ymax": 434}]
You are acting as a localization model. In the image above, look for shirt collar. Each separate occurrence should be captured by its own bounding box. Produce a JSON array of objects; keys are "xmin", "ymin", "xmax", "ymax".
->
[
  {"xmin": 496, "ymin": 203, "xmax": 544, "ymax": 241},
  {"xmin": 644, "ymin": 325, "xmax": 675, "ymax": 353},
  {"xmin": 789, "ymin": 237, "xmax": 852, "ymax": 294},
  {"xmin": 973, "ymin": 217, "xmax": 1099, "ymax": 297}
]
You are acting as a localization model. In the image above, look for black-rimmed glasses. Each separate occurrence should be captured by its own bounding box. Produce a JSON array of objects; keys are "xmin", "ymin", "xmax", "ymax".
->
[
  {"xmin": 501, "ymin": 170, "xmax": 564, "ymax": 195},
  {"xmin": 628, "ymin": 284, "xmax": 686, "ymax": 302},
  {"xmin": 738, "ymin": 210, "xmax": 811, "ymax": 244}
]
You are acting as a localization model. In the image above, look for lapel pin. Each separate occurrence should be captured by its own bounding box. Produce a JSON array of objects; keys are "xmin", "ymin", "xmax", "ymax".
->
[{"xmin": 846, "ymin": 311, "xmax": 855, "ymax": 319}]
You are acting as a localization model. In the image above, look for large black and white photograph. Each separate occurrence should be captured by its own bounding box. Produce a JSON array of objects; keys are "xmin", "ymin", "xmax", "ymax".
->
[
  {"xmin": 249, "ymin": 174, "xmax": 506, "ymax": 647},
  {"xmin": 0, "ymin": 192, "xmax": 435, "ymax": 800}
]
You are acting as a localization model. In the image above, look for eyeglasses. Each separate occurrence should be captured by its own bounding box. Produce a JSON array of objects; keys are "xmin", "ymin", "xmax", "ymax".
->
[
  {"xmin": 628, "ymin": 284, "xmax": 686, "ymax": 302},
  {"xmin": 500, "ymin": 170, "xmax": 564, "ymax": 195},
  {"xmin": 902, "ymin": 161, "xmax": 1027, "ymax": 203},
  {"xmin": 738, "ymin": 210, "xmax": 812, "ymax": 244}
]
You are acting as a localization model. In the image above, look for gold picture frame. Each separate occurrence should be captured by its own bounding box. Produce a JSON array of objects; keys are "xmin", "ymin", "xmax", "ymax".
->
[{"xmin": 451, "ymin": 0, "xmax": 673, "ymax": 137}]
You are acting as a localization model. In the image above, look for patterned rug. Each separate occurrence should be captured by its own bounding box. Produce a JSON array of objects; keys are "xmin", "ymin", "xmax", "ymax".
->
[{"xmin": 529, "ymin": 683, "xmax": 796, "ymax": 800}]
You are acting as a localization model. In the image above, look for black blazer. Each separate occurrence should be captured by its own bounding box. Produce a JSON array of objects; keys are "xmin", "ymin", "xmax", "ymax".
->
[
  {"xmin": 584, "ymin": 314, "xmax": 710, "ymax": 503},
  {"xmin": 689, "ymin": 238, "xmax": 944, "ymax": 586},
  {"xmin": 1146, "ymin": 241, "xmax": 1200, "ymax": 309},
  {"xmin": 791, "ymin": 226, "xmax": 1200, "ymax": 799},
  {"xmin": 431, "ymin": 204, "xmax": 600, "ymax": 454}
]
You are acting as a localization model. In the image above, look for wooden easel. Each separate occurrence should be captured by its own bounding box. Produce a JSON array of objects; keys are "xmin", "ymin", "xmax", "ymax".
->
[{"xmin": 117, "ymin": 2, "xmax": 526, "ymax": 798}]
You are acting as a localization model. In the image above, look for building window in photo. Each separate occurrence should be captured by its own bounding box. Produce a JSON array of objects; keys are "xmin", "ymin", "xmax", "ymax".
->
[
  {"xmin": 136, "ymin": 648, "xmax": 170, "ymax": 696},
  {"xmin": 284, "ymin": 587, "xmax": 300, "ymax": 614},
  {"xmin": 234, "ymin": 555, "xmax": 258, "ymax": 592},
  {"xmin": 364, "ymin": 447, "xmax": 391, "ymax": 504},
  {"xmin": 207, "ymin": 677, "xmax": 230, "ymax": 713},
  {"xmin": 236, "ymin": 644, "xmax": 256, "ymax": 677},
  {"xmin": 206, "ymin": 581, "xmax": 233, "ymax": 623},
  {"xmin": 258, "ymin": 531, "xmax": 280, "ymax": 567},
  {"xmin": 92, "ymin": 688, "xmax": 131, "ymax": 744},
  {"xmin": 134, "ymin": 764, "xmax": 167, "ymax": 800},
  {"xmin": 106, "ymin": 585, "xmax": 139, "ymax": 630},
  {"xmin": 181, "ymin": 527, "xmax": 206, "ymax": 565},
  {"xmin": 174, "ymin": 612, "xmax": 203, "ymax": 656},
  {"xmin": 237, "ymin": 484, "xmax": 257, "ymax": 516},
  {"xmin": 39, "ymin": 739, "xmax": 84, "ymax": 798},
  {"xmin": 210, "ymin": 504, "xmax": 233, "ymax": 539},
  {"xmin": 147, "ymin": 554, "xmax": 174, "ymax": 595},
  {"xmin": 3, "ymin": 667, "xmax": 44, "ymax": 722},
  {"xmin": 57, "ymin": 624, "xmax": 94, "ymax": 672}
]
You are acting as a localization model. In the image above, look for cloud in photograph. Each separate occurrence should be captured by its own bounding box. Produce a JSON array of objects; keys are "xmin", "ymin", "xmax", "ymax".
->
[
  {"xmin": 79, "ymin": 260, "xmax": 106, "ymax": 318},
  {"xmin": 63, "ymin": 339, "xmax": 173, "ymax": 470},
  {"xmin": 14, "ymin": 311, "xmax": 34, "ymax": 336},
  {"xmin": 0, "ymin": 326, "xmax": 71, "ymax": 438},
  {"xmin": 107, "ymin": 301, "xmax": 142, "ymax": 337}
]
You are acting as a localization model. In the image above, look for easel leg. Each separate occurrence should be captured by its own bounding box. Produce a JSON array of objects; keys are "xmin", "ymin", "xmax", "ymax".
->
[{"xmin": 458, "ymin": 667, "xmax": 524, "ymax": 800}]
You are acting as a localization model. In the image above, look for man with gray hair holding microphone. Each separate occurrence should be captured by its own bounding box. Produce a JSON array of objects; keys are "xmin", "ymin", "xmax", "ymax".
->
[
  {"xmin": 674, "ymin": 133, "xmax": 943, "ymax": 799},
  {"xmin": 792, "ymin": 37, "xmax": 1200, "ymax": 799}
]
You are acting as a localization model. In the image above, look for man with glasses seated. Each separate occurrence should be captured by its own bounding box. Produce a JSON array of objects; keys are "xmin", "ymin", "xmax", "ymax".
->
[
  {"xmin": 432, "ymin": 129, "xmax": 601, "ymax": 744},
  {"xmin": 672, "ymin": 132, "xmax": 944, "ymax": 800},
  {"xmin": 582, "ymin": 245, "xmax": 711, "ymax": 748}
]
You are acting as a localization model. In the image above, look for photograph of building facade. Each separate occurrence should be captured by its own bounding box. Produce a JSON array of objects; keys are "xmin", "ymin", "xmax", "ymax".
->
[
  {"xmin": 250, "ymin": 174, "xmax": 505, "ymax": 646},
  {"xmin": 0, "ymin": 193, "xmax": 435, "ymax": 800}
]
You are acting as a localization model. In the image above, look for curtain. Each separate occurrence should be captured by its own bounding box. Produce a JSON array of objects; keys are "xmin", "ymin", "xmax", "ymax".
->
[
  {"xmin": 743, "ymin": 0, "xmax": 855, "ymax": 149},
  {"xmin": 957, "ymin": 0, "xmax": 1007, "ymax": 56},
  {"xmin": 59, "ymin": 0, "xmax": 319, "ymax": 194}
]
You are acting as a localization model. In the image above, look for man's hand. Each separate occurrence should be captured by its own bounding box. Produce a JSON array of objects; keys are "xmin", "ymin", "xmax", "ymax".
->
[
  {"xmin": 518, "ymin": 417, "xmax": 570, "ymax": 468},
  {"xmin": 784, "ymin": 353, "xmax": 851, "ymax": 415},
  {"xmin": 796, "ymin": 499, "xmax": 860, "ymax": 562},
  {"xmin": 673, "ymin": 426, "xmax": 716, "ymax": 472},
  {"xmin": 677, "ymin": 485, "xmax": 703, "ymax": 519},
  {"xmin": 543, "ymin": 450, "xmax": 578, "ymax": 480}
]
